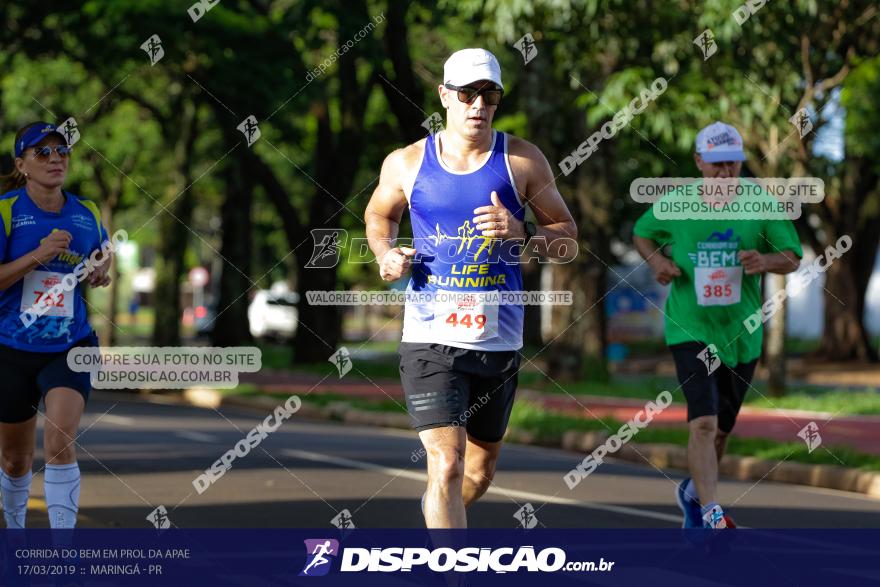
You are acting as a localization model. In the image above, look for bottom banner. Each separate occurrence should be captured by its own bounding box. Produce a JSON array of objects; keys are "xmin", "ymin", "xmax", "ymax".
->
[{"xmin": 0, "ymin": 529, "xmax": 877, "ymax": 586}]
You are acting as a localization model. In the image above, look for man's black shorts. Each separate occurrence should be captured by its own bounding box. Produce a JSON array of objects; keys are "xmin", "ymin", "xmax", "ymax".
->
[
  {"xmin": 398, "ymin": 342, "xmax": 521, "ymax": 443},
  {"xmin": 669, "ymin": 341, "xmax": 758, "ymax": 433},
  {"xmin": 0, "ymin": 331, "xmax": 98, "ymax": 424}
]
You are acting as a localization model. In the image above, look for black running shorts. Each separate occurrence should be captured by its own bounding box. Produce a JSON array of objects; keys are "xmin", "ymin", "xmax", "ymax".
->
[
  {"xmin": 669, "ymin": 341, "xmax": 758, "ymax": 433},
  {"xmin": 0, "ymin": 331, "xmax": 98, "ymax": 423},
  {"xmin": 398, "ymin": 342, "xmax": 521, "ymax": 443}
]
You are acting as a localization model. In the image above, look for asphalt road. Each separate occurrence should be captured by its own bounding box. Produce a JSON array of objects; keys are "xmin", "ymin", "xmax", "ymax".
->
[{"xmin": 22, "ymin": 394, "xmax": 880, "ymax": 529}]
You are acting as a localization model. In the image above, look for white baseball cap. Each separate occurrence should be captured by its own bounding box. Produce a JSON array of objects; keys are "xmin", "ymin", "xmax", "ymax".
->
[
  {"xmin": 695, "ymin": 121, "xmax": 746, "ymax": 162},
  {"xmin": 443, "ymin": 48, "xmax": 504, "ymax": 90}
]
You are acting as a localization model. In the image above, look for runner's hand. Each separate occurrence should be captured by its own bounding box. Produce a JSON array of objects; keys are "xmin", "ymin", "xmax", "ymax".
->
[
  {"xmin": 86, "ymin": 254, "xmax": 112, "ymax": 287},
  {"xmin": 473, "ymin": 191, "xmax": 525, "ymax": 240},
  {"xmin": 651, "ymin": 257, "xmax": 681, "ymax": 285},
  {"xmin": 379, "ymin": 247, "xmax": 416, "ymax": 281},
  {"xmin": 738, "ymin": 250, "xmax": 766, "ymax": 275},
  {"xmin": 32, "ymin": 230, "xmax": 72, "ymax": 265}
]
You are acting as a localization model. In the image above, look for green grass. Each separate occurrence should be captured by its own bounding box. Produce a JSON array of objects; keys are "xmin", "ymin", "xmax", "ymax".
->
[
  {"xmin": 518, "ymin": 372, "xmax": 880, "ymax": 416},
  {"xmin": 747, "ymin": 388, "xmax": 880, "ymax": 415},
  {"xmin": 506, "ymin": 402, "xmax": 880, "ymax": 471}
]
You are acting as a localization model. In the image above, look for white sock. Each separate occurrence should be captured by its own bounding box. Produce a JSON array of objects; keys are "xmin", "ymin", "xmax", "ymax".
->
[
  {"xmin": 1, "ymin": 470, "xmax": 32, "ymax": 528},
  {"xmin": 684, "ymin": 478, "xmax": 699, "ymax": 503},
  {"xmin": 44, "ymin": 463, "xmax": 80, "ymax": 529}
]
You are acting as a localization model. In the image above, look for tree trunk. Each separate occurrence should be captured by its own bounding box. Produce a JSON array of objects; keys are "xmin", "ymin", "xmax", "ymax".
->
[
  {"xmin": 765, "ymin": 273, "xmax": 787, "ymax": 396},
  {"xmin": 211, "ymin": 153, "xmax": 253, "ymax": 347},
  {"xmin": 152, "ymin": 101, "xmax": 198, "ymax": 346},
  {"xmin": 816, "ymin": 156, "xmax": 879, "ymax": 361}
]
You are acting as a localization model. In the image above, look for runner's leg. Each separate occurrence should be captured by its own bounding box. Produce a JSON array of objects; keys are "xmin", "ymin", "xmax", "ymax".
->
[
  {"xmin": 419, "ymin": 425, "xmax": 467, "ymax": 528},
  {"xmin": 462, "ymin": 435, "xmax": 501, "ymax": 506},
  {"xmin": 43, "ymin": 387, "xmax": 85, "ymax": 529},
  {"xmin": 0, "ymin": 416, "xmax": 38, "ymax": 528}
]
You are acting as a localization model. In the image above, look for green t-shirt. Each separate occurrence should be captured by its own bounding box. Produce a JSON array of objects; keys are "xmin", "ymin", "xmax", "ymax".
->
[{"xmin": 633, "ymin": 180, "xmax": 803, "ymax": 367}]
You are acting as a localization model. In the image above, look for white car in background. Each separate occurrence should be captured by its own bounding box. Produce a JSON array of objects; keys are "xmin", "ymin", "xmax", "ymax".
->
[{"xmin": 248, "ymin": 284, "xmax": 299, "ymax": 340}]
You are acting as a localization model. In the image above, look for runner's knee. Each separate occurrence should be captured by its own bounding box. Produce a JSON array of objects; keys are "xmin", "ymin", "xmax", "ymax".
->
[
  {"xmin": 689, "ymin": 415, "xmax": 718, "ymax": 439},
  {"xmin": 2, "ymin": 450, "xmax": 34, "ymax": 476},
  {"xmin": 427, "ymin": 445, "xmax": 465, "ymax": 484}
]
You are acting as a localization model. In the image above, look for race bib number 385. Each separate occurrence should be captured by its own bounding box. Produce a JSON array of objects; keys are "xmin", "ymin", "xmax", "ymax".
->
[
  {"xmin": 433, "ymin": 291, "xmax": 499, "ymax": 342},
  {"xmin": 20, "ymin": 270, "xmax": 74, "ymax": 317},
  {"xmin": 695, "ymin": 266, "xmax": 742, "ymax": 306}
]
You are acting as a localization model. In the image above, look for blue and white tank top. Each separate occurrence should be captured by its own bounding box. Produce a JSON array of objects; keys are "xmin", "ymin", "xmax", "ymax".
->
[{"xmin": 402, "ymin": 130, "xmax": 525, "ymax": 351}]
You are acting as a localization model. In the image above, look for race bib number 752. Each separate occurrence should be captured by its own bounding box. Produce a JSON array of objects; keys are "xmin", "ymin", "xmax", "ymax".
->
[{"xmin": 20, "ymin": 270, "xmax": 74, "ymax": 317}]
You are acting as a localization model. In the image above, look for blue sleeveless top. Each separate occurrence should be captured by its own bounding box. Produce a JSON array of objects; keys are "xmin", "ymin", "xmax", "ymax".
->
[{"xmin": 402, "ymin": 130, "xmax": 525, "ymax": 351}]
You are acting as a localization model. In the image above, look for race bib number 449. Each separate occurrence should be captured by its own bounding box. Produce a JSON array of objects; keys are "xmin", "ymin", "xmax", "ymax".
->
[
  {"xmin": 433, "ymin": 291, "xmax": 499, "ymax": 342},
  {"xmin": 20, "ymin": 270, "xmax": 74, "ymax": 317},
  {"xmin": 695, "ymin": 266, "xmax": 742, "ymax": 306}
]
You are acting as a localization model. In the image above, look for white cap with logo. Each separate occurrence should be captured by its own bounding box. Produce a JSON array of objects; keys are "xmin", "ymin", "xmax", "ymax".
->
[
  {"xmin": 695, "ymin": 121, "xmax": 746, "ymax": 162},
  {"xmin": 443, "ymin": 48, "xmax": 504, "ymax": 90}
]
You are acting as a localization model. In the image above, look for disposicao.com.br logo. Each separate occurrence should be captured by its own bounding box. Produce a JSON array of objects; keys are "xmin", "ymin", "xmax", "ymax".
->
[{"xmin": 298, "ymin": 542, "xmax": 614, "ymax": 575}]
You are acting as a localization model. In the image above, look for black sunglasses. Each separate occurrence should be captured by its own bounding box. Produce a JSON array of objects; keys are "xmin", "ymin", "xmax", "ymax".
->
[
  {"xmin": 445, "ymin": 83, "xmax": 503, "ymax": 106},
  {"xmin": 32, "ymin": 145, "xmax": 72, "ymax": 160}
]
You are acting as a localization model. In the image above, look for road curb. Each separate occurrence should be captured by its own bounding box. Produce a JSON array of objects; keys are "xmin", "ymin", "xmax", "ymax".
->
[{"xmin": 165, "ymin": 389, "xmax": 880, "ymax": 499}]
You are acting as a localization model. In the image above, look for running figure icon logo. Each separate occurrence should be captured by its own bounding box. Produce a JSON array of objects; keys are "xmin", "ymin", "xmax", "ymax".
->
[
  {"xmin": 422, "ymin": 112, "xmax": 445, "ymax": 136},
  {"xmin": 514, "ymin": 503, "xmax": 539, "ymax": 529},
  {"xmin": 797, "ymin": 421, "xmax": 822, "ymax": 453},
  {"xmin": 513, "ymin": 33, "xmax": 538, "ymax": 65},
  {"xmin": 299, "ymin": 539, "xmax": 339, "ymax": 577},
  {"xmin": 306, "ymin": 229, "xmax": 346, "ymax": 269},
  {"xmin": 140, "ymin": 35, "xmax": 165, "ymax": 66},
  {"xmin": 330, "ymin": 509, "xmax": 356, "ymax": 529},
  {"xmin": 237, "ymin": 115, "xmax": 261, "ymax": 146},
  {"xmin": 693, "ymin": 30, "xmax": 717, "ymax": 60},
  {"xmin": 328, "ymin": 347, "xmax": 352, "ymax": 378},
  {"xmin": 147, "ymin": 505, "xmax": 171, "ymax": 529},
  {"xmin": 59, "ymin": 117, "xmax": 80, "ymax": 146},
  {"xmin": 697, "ymin": 344, "xmax": 721, "ymax": 375},
  {"xmin": 789, "ymin": 108, "xmax": 813, "ymax": 139}
]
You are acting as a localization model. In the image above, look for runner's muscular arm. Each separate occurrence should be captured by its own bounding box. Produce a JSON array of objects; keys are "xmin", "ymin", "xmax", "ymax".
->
[
  {"xmin": 508, "ymin": 138, "xmax": 578, "ymax": 260},
  {"xmin": 364, "ymin": 144, "xmax": 421, "ymax": 281}
]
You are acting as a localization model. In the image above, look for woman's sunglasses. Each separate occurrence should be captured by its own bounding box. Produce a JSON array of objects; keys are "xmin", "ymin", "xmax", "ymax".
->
[
  {"xmin": 445, "ymin": 83, "xmax": 503, "ymax": 106},
  {"xmin": 32, "ymin": 145, "xmax": 73, "ymax": 160}
]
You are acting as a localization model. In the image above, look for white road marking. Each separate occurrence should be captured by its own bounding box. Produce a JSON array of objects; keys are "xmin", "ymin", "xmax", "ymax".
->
[
  {"xmin": 175, "ymin": 431, "xmax": 220, "ymax": 443},
  {"xmin": 282, "ymin": 448, "xmax": 683, "ymax": 524},
  {"xmin": 99, "ymin": 415, "xmax": 135, "ymax": 426}
]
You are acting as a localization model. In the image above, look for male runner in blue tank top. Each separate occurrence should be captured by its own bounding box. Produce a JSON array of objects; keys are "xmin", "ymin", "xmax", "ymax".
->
[{"xmin": 365, "ymin": 48, "xmax": 577, "ymax": 528}]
